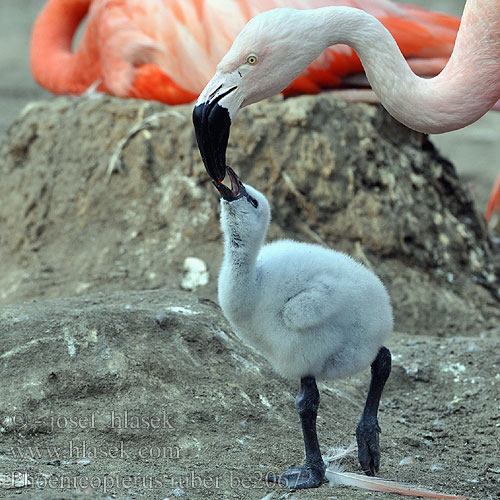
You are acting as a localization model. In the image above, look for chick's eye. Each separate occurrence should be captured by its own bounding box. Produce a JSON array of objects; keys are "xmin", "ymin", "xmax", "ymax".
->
[
  {"xmin": 246, "ymin": 54, "xmax": 258, "ymax": 65},
  {"xmin": 249, "ymin": 196, "xmax": 258, "ymax": 208}
]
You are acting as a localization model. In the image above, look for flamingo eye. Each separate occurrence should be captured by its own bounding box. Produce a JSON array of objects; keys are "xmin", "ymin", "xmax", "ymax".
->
[{"xmin": 246, "ymin": 54, "xmax": 259, "ymax": 65}]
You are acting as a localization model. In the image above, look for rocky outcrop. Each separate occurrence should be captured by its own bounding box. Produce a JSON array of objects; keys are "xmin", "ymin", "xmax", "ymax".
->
[{"xmin": 0, "ymin": 94, "xmax": 498, "ymax": 334}]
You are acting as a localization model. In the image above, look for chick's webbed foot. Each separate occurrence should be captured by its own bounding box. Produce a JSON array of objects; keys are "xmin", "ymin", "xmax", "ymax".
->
[
  {"xmin": 356, "ymin": 416, "xmax": 381, "ymax": 475},
  {"xmin": 266, "ymin": 464, "xmax": 325, "ymax": 489}
]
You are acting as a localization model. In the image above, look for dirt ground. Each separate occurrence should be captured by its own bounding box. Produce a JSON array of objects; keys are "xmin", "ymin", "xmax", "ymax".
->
[
  {"xmin": 0, "ymin": 290, "xmax": 499, "ymax": 500},
  {"xmin": 1, "ymin": 94, "xmax": 498, "ymax": 330}
]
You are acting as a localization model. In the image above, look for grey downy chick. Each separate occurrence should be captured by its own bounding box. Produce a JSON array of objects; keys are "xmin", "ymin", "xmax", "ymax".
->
[{"xmin": 214, "ymin": 167, "xmax": 393, "ymax": 490}]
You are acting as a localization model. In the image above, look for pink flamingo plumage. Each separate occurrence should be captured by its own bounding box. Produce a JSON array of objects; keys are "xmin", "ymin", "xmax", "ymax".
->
[
  {"xmin": 485, "ymin": 172, "xmax": 500, "ymax": 223},
  {"xmin": 193, "ymin": 0, "xmax": 500, "ymax": 221},
  {"xmin": 30, "ymin": 0, "xmax": 461, "ymax": 105}
]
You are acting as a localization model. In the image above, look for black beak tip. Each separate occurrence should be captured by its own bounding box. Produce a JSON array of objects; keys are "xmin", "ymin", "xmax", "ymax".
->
[
  {"xmin": 211, "ymin": 166, "xmax": 246, "ymax": 202},
  {"xmin": 193, "ymin": 92, "xmax": 234, "ymax": 183},
  {"xmin": 212, "ymin": 179, "xmax": 233, "ymax": 201}
]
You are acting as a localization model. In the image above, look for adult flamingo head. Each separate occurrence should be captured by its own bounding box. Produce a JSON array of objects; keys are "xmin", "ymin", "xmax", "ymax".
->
[{"xmin": 193, "ymin": 8, "xmax": 326, "ymax": 181}]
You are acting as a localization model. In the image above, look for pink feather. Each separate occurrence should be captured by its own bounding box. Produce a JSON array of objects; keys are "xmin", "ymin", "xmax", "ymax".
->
[{"xmin": 326, "ymin": 466, "xmax": 468, "ymax": 499}]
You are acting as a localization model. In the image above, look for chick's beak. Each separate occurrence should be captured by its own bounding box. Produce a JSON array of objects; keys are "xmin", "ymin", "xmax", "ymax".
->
[
  {"xmin": 212, "ymin": 166, "xmax": 247, "ymax": 201},
  {"xmin": 193, "ymin": 83, "xmax": 238, "ymax": 183}
]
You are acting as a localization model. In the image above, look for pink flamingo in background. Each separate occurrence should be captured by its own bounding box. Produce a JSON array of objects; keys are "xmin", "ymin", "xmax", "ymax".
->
[
  {"xmin": 194, "ymin": 0, "xmax": 500, "ymax": 221},
  {"xmin": 30, "ymin": 1, "xmax": 499, "ymax": 221},
  {"xmin": 30, "ymin": 0, "xmax": 461, "ymax": 105},
  {"xmin": 485, "ymin": 173, "xmax": 500, "ymax": 223}
]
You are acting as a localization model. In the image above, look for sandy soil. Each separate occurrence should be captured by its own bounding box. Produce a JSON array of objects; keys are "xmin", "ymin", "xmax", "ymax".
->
[{"xmin": 0, "ymin": 290, "xmax": 499, "ymax": 500}]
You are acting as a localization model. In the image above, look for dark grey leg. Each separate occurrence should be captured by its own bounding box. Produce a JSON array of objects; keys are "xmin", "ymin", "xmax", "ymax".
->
[
  {"xmin": 266, "ymin": 376, "xmax": 326, "ymax": 489},
  {"xmin": 356, "ymin": 346, "xmax": 392, "ymax": 475}
]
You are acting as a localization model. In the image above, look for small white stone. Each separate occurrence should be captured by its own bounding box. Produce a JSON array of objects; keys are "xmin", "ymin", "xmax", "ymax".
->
[
  {"xmin": 171, "ymin": 486, "xmax": 186, "ymax": 496},
  {"xmin": 399, "ymin": 456, "xmax": 415, "ymax": 466},
  {"xmin": 181, "ymin": 257, "xmax": 209, "ymax": 290},
  {"xmin": 166, "ymin": 306, "xmax": 200, "ymax": 316},
  {"xmin": 259, "ymin": 394, "xmax": 272, "ymax": 408}
]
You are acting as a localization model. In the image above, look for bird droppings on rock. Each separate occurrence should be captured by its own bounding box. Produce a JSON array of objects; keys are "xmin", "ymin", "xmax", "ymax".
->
[
  {"xmin": 166, "ymin": 306, "xmax": 201, "ymax": 316},
  {"xmin": 440, "ymin": 362, "xmax": 467, "ymax": 382},
  {"xmin": 399, "ymin": 456, "xmax": 416, "ymax": 466},
  {"xmin": 259, "ymin": 395, "xmax": 272, "ymax": 408}
]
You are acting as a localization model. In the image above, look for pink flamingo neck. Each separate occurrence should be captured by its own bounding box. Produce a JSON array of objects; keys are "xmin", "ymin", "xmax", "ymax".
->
[
  {"xmin": 311, "ymin": 0, "xmax": 500, "ymax": 133},
  {"xmin": 30, "ymin": 0, "xmax": 100, "ymax": 94}
]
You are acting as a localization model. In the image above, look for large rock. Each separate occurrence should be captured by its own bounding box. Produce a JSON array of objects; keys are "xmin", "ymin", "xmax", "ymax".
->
[
  {"xmin": 0, "ymin": 290, "xmax": 498, "ymax": 499},
  {"xmin": 0, "ymin": 94, "xmax": 498, "ymax": 334}
]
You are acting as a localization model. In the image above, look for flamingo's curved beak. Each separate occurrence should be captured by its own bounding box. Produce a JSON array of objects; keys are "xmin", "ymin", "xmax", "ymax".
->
[{"xmin": 193, "ymin": 72, "xmax": 244, "ymax": 182}]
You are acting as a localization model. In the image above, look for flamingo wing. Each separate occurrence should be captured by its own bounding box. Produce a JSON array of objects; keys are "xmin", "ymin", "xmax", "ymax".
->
[{"xmin": 281, "ymin": 0, "xmax": 460, "ymax": 95}]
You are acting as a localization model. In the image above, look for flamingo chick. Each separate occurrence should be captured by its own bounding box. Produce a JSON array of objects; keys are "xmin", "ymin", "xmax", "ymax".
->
[{"xmin": 214, "ymin": 167, "xmax": 393, "ymax": 489}]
